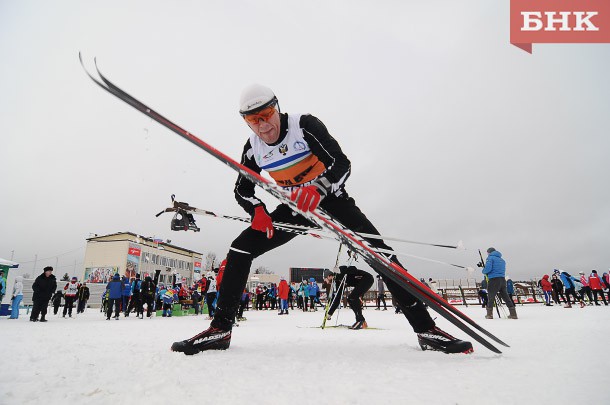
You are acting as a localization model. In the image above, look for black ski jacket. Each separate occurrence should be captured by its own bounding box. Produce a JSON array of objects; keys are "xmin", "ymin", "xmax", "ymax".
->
[{"xmin": 32, "ymin": 272, "xmax": 57, "ymax": 302}]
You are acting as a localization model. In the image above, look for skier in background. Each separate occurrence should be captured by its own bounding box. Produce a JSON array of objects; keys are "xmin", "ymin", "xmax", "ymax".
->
[
  {"xmin": 62, "ymin": 277, "xmax": 79, "ymax": 318},
  {"xmin": 324, "ymin": 266, "xmax": 374, "ymax": 330},
  {"xmin": 171, "ymin": 84, "xmax": 473, "ymax": 355}
]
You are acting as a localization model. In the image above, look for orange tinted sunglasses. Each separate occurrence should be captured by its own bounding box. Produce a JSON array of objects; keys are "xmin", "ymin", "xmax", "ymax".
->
[{"xmin": 242, "ymin": 106, "xmax": 277, "ymax": 125}]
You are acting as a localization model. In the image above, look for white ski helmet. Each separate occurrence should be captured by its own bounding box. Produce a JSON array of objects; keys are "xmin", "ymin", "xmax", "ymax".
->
[{"xmin": 239, "ymin": 84, "xmax": 278, "ymax": 115}]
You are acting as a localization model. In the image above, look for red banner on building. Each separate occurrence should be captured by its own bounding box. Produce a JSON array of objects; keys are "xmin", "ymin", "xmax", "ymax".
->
[
  {"xmin": 510, "ymin": 0, "xmax": 610, "ymax": 53},
  {"xmin": 128, "ymin": 247, "xmax": 141, "ymax": 256}
]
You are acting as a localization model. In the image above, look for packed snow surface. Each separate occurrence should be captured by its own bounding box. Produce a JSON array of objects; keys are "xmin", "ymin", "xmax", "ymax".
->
[{"xmin": 1, "ymin": 304, "xmax": 608, "ymax": 404}]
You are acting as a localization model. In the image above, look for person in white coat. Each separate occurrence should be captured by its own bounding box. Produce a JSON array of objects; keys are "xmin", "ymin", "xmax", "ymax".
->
[{"xmin": 9, "ymin": 276, "xmax": 24, "ymax": 319}]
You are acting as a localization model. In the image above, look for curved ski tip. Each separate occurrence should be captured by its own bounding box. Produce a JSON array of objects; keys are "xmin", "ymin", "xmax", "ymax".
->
[
  {"xmin": 456, "ymin": 240, "xmax": 465, "ymax": 250},
  {"xmin": 466, "ymin": 267, "xmax": 475, "ymax": 275}
]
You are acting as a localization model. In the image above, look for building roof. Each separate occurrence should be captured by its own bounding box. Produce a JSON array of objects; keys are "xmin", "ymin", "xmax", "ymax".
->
[{"xmin": 86, "ymin": 231, "xmax": 202, "ymax": 256}]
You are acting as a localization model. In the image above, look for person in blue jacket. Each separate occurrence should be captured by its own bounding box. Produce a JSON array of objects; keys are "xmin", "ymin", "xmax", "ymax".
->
[
  {"xmin": 481, "ymin": 248, "xmax": 517, "ymax": 319},
  {"xmin": 308, "ymin": 278, "xmax": 319, "ymax": 311},
  {"xmin": 121, "ymin": 276, "xmax": 131, "ymax": 316},
  {"xmin": 557, "ymin": 269, "xmax": 583, "ymax": 308},
  {"xmin": 105, "ymin": 274, "xmax": 123, "ymax": 320}
]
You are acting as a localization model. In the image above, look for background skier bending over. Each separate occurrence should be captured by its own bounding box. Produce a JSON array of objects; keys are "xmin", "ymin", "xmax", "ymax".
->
[{"xmin": 171, "ymin": 84, "xmax": 473, "ymax": 355}]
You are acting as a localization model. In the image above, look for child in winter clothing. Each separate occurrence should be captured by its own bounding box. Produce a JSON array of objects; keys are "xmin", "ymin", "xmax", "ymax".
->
[
  {"xmin": 9, "ymin": 276, "xmax": 24, "ymax": 319},
  {"xmin": 540, "ymin": 275, "xmax": 553, "ymax": 306},
  {"xmin": 52, "ymin": 290, "xmax": 63, "ymax": 315}
]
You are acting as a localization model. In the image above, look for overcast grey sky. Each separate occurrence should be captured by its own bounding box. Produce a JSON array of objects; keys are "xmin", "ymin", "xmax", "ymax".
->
[{"xmin": 1, "ymin": 0, "xmax": 609, "ymax": 281}]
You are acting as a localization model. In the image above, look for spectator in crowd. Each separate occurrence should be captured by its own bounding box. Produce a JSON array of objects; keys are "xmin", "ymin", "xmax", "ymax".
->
[
  {"xmin": 9, "ymin": 276, "xmax": 24, "ymax": 319},
  {"xmin": 603, "ymin": 272, "xmax": 610, "ymax": 302},
  {"xmin": 126, "ymin": 274, "xmax": 143, "ymax": 317},
  {"xmin": 141, "ymin": 275, "xmax": 157, "ymax": 318},
  {"xmin": 540, "ymin": 275, "xmax": 553, "ymax": 306},
  {"xmin": 159, "ymin": 285, "xmax": 175, "ymax": 317},
  {"xmin": 298, "ymin": 280, "xmax": 307, "ymax": 311},
  {"xmin": 588, "ymin": 270, "xmax": 608, "ymax": 306},
  {"xmin": 121, "ymin": 276, "xmax": 131, "ymax": 315},
  {"xmin": 578, "ymin": 271, "xmax": 594, "ymax": 305},
  {"xmin": 62, "ymin": 277, "xmax": 80, "ymax": 318},
  {"xmin": 288, "ymin": 282, "xmax": 297, "ymax": 310},
  {"xmin": 267, "ymin": 283, "xmax": 277, "ymax": 310},
  {"xmin": 481, "ymin": 248, "xmax": 517, "ymax": 320},
  {"xmin": 255, "ymin": 283, "xmax": 265, "ymax": 311},
  {"xmin": 51, "ymin": 290, "xmax": 63, "ymax": 315},
  {"xmin": 324, "ymin": 266, "xmax": 374, "ymax": 330},
  {"xmin": 0, "ymin": 270, "xmax": 5, "ymax": 303},
  {"xmin": 77, "ymin": 282, "xmax": 90, "ymax": 314},
  {"xmin": 506, "ymin": 277, "xmax": 516, "ymax": 304},
  {"xmin": 237, "ymin": 288, "xmax": 249, "ymax": 321},
  {"xmin": 478, "ymin": 278, "xmax": 489, "ymax": 308},
  {"xmin": 375, "ymin": 275, "xmax": 387, "ymax": 310},
  {"xmin": 278, "ymin": 277, "xmax": 289, "ymax": 315},
  {"xmin": 106, "ymin": 273, "xmax": 123, "ymax": 320},
  {"xmin": 206, "ymin": 275, "xmax": 218, "ymax": 319},
  {"xmin": 192, "ymin": 289, "xmax": 202, "ymax": 315},
  {"xmin": 558, "ymin": 270, "xmax": 583, "ymax": 308},
  {"xmin": 309, "ymin": 278, "xmax": 319, "ymax": 311},
  {"xmin": 30, "ymin": 266, "xmax": 57, "ymax": 322},
  {"xmin": 551, "ymin": 272, "xmax": 566, "ymax": 305}
]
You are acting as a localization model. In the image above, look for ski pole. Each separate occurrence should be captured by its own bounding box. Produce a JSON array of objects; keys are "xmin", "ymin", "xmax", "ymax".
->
[{"xmin": 157, "ymin": 196, "xmax": 464, "ymax": 249}]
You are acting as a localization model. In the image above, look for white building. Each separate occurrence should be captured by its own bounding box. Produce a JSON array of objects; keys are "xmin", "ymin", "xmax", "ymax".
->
[{"xmin": 83, "ymin": 232, "xmax": 203, "ymax": 287}]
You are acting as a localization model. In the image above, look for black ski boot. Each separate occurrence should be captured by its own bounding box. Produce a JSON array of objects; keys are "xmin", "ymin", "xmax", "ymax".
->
[
  {"xmin": 171, "ymin": 326, "xmax": 232, "ymax": 355},
  {"xmin": 417, "ymin": 326, "xmax": 473, "ymax": 354}
]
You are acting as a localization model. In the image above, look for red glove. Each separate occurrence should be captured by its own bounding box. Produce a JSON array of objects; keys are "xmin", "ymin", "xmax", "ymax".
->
[
  {"xmin": 290, "ymin": 185, "xmax": 323, "ymax": 212},
  {"xmin": 251, "ymin": 206, "xmax": 274, "ymax": 238}
]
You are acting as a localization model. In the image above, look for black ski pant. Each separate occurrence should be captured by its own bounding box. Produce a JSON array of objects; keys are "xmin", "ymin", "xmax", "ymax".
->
[
  {"xmin": 592, "ymin": 289, "xmax": 607, "ymax": 305},
  {"xmin": 552, "ymin": 289, "xmax": 566, "ymax": 304},
  {"xmin": 30, "ymin": 299, "xmax": 50, "ymax": 321},
  {"xmin": 581, "ymin": 286, "xmax": 593, "ymax": 303},
  {"xmin": 53, "ymin": 301, "xmax": 61, "ymax": 315},
  {"xmin": 63, "ymin": 296, "xmax": 76, "ymax": 317},
  {"xmin": 142, "ymin": 295, "xmax": 155, "ymax": 316},
  {"xmin": 565, "ymin": 288, "xmax": 580, "ymax": 304},
  {"xmin": 107, "ymin": 298, "xmax": 121, "ymax": 319},
  {"xmin": 329, "ymin": 272, "xmax": 374, "ymax": 322},
  {"xmin": 206, "ymin": 292, "xmax": 217, "ymax": 317},
  {"xmin": 255, "ymin": 293, "xmax": 264, "ymax": 310},
  {"xmin": 127, "ymin": 293, "xmax": 143, "ymax": 315},
  {"xmin": 77, "ymin": 299, "xmax": 87, "ymax": 313},
  {"xmin": 376, "ymin": 294, "xmax": 387, "ymax": 309},
  {"xmin": 486, "ymin": 277, "xmax": 515, "ymax": 308},
  {"xmin": 213, "ymin": 194, "xmax": 434, "ymax": 333}
]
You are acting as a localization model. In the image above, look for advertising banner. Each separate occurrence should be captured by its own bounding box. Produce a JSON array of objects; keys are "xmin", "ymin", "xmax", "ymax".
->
[{"xmin": 126, "ymin": 243, "xmax": 141, "ymax": 279}]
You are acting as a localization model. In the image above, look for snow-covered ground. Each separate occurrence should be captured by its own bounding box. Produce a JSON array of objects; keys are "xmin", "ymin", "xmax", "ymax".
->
[{"xmin": 1, "ymin": 303, "xmax": 608, "ymax": 405}]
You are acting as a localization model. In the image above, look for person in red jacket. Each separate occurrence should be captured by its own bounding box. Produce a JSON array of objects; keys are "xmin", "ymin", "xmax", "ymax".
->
[
  {"xmin": 588, "ymin": 270, "xmax": 608, "ymax": 306},
  {"xmin": 277, "ymin": 277, "xmax": 290, "ymax": 315},
  {"xmin": 540, "ymin": 275, "xmax": 553, "ymax": 306},
  {"xmin": 217, "ymin": 259, "xmax": 227, "ymax": 289}
]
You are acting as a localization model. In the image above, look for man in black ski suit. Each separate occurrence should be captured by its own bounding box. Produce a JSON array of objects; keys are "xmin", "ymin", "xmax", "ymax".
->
[
  {"xmin": 324, "ymin": 266, "xmax": 374, "ymax": 330},
  {"xmin": 30, "ymin": 266, "xmax": 57, "ymax": 322},
  {"xmin": 171, "ymin": 84, "xmax": 473, "ymax": 355}
]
